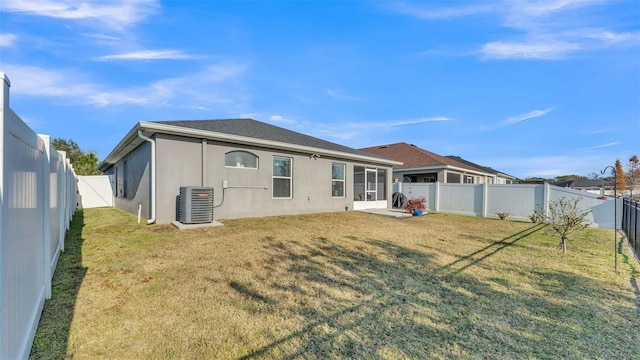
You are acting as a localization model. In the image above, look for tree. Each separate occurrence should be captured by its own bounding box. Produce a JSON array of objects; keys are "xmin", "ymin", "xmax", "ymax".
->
[
  {"xmin": 542, "ymin": 197, "xmax": 591, "ymax": 253},
  {"xmin": 614, "ymin": 159, "xmax": 626, "ymax": 197},
  {"xmin": 52, "ymin": 138, "xmax": 100, "ymax": 175},
  {"xmin": 628, "ymin": 155, "xmax": 639, "ymax": 199},
  {"xmin": 553, "ymin": 174, "xmax": 588, "ymax": 184}
]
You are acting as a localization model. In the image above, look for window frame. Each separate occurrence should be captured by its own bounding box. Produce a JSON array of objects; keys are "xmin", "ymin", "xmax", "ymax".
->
[
  {"xmin": 272, "ymin": 156, "xmax": 293, "ymax": 199},
  {"xmin": 225, "ymin": 150, "xmax": 259, "ymax": 169},
  {"xmin": 331, "ymin": 162, "xmax": 346, "ymax": 198}
]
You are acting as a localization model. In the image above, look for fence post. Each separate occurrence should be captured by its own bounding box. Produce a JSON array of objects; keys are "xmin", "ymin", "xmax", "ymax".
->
[
  {"xmin": 543, "ymin": 183, "xmax": 550, "ymax": 216},
  {"xmin": 58, "ymin": 151, "xmax": 67, "ymax": 251},
  {"xmin": 482, "ymin": 183, "xmax": 488, "ymax": 218},
  {"xmin": 0, "ymin": 72, "xmax": 8, "ymax": 360},
  {"xmin": 435, "ymin": 181, "xmax": 440, "ymax": 212},
  {"xmin": 39, "ymin": 134, "xmax": 53, "ymax": 299}
]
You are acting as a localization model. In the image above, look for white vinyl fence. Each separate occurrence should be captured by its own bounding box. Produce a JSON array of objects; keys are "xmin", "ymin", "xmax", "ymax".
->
[
  {"xmin": 1, "ymin": 73, "xmax": 77, "ymax": 359},
  {"xmin": 77, "ymin": 175, "xmax": 113, "ymax": 209},
  {"xmin": 395, "ymin": 182, "xmax": 620, "ymax": 229}
]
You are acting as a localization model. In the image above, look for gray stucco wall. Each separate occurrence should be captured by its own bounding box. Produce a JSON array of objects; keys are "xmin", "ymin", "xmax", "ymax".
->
[
  {"xmin": 104, "ymin": 141, "xmax": 151, "ymax": 219},
  {"xmin": 153, "ymin": 134, "xmax": 392, "ymax": 223}
]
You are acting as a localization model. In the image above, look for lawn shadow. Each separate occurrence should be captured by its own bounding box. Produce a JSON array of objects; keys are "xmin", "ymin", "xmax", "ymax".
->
[
  {"xmin": 236, "ymin": 224, "xmax": 623, "ymax": 359},
  {"xmin": 618, "ymin": 231, "xmax": 640, "ymax": 312},
  {"xmin": 435, "ymin": 223, "xmax": 545, "ymax": 276},
  {"xmin": 29, "ymin": 209, "xmax": 88, "ymax": 359}
]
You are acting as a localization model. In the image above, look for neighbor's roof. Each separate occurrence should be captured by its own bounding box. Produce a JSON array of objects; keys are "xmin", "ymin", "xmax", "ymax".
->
[
  {"xmin": 555, "ymin": 179, "xmax": 612, "ymax": 189},
  {"xmin": 98, "ymin": 119, "xmax": 401, "ymax": 171},
  {"xmin": 446, "ymin": 155, "xmax": 517, "ymax": 180},
  {"xmin": 359, "ymin": 142, "xmax": 492, "ymax": 174}
]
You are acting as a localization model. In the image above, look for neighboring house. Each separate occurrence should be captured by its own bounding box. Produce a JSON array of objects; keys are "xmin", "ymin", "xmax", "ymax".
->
[
  {"xmin": 359, "ymin": 142, "xmax": 500, "ymax": 184},
  {"xmin": 555, "ymin": 179, "xmax": 613, "ymax": 196},
  {"xmin": 98, "ymin": 119, "xmax": 400, "ymax": 224},
  {"xmin": 445, "ymin": 155, "xmax": 517, "ymax": 184}
]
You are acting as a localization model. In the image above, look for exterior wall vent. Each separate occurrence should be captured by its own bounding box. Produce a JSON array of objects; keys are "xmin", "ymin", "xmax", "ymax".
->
[{"xmin": 178, "ymin": 186, "xmax": 214, "ymax": 224}]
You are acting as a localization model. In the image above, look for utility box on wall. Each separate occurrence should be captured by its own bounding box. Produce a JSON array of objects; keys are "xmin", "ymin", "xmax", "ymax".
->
[{"xmin": 178, "ymin": 186, "xmax": 214, "ymax": 224}]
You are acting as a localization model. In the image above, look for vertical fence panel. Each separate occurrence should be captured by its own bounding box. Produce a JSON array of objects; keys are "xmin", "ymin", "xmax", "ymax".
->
[
  {"xmin": 623, "ymin": 199, "xmax": 639, "ymax": 260},
  {"xmin": 47, "ymin": 145, "xmax": 63, "ymax": 280},
  {"xmin": 1, "ymin": 72, "xmax": 77, "ymax": 359},
  {"xmin": 395, "ymin": 181, "xmax": 616, "ymax": 229},
  {"xmin": 2, "ymin": 106, "xmax": 48, "ymax": 360},
  {"xmin": 438, "ymin": 183, "xmax": 480, "ymax": 216},
  {"xmin": 486, "ymin": 184, "xmax": 544, "ymax": 221}
]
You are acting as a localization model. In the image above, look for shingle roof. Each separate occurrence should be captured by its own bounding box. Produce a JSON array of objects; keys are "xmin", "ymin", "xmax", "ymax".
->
[
  {"xmin": 555, "ymin": 180, "xmax": 611, "ymax": 188},
  {"xmin": 359, "ymin": 142, "xmax": 486, "ymax": 172},
  {"xmin": 98, "ymin": 119, "xmax": 400, "ymax": 171},
  {"xmin": 446, "ymin": 155, "xmax": 517, "ymax": 180},
  {"xmin": 153, "ymin": 119, "xmax": 386, "ymax": 159}
]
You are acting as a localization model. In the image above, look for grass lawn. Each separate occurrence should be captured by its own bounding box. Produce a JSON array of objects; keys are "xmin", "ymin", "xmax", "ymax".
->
[{"xmin": 31, "ymin": 208, "xmax": 640, "ymax": 359}]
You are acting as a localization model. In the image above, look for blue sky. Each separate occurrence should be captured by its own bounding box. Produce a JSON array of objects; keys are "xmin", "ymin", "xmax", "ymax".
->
[{"xmin": 1, "ymin": 0, "xmax": 638, "ymax": 179}]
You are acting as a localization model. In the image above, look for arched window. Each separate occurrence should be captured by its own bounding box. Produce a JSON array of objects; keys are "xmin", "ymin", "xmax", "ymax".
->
[{"xmin": 225, "ymin": 151, "xmax": 258, "ymax": 169}]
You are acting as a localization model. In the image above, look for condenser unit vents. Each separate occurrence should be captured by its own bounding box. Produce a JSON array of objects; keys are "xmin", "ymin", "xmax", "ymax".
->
[{"xmin": 178, "ymin": 186, "xmax": 214, "ymax": 224}]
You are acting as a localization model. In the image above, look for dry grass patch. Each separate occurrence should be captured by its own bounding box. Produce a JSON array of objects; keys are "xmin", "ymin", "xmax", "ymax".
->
[{"xmin": 31, "ymin": 208, "xmax": 640, "ymax": 359}]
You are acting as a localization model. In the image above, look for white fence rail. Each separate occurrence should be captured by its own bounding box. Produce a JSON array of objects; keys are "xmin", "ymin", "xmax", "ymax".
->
[
  {"xmin": 1, "ymin": 73, "xmax": 78, "ymax": 359},
  {"xmin": 395, "ymin": 182, "xmax": 620, "ymax": 229}
]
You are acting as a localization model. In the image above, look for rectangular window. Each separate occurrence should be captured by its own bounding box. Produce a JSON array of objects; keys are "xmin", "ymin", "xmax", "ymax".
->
[
  {"xmin": 465, "ymin": 175, "xmax": 474, "ymax": 184},
  {"xmin": 115, "ymin": 166, "xmax": 119, "ymax": 197},
  {"xmin": 123, "ymin": 160, "xmax": 128, "ymax": 198},
  {"xmin": 447, "ymin": 172, "xmax": 462, "ymax": 183},
  {"xmin": 332, "ymin": 163, "xmax": 345, "ymax": 197},
  {"xmin": 273, "ymin": 156, "xmax": 292, "ymax": 198}
]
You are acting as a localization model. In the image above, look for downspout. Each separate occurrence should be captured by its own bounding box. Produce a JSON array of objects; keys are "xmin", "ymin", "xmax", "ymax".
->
[{"xmin": 138, "ymin": 130, "xmax": 156, "ymax": 224}]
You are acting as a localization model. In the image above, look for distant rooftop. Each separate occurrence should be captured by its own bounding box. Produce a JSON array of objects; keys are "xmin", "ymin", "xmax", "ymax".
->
[{"xmin": 360, "ymin": 142, "xmax": 492, "ymax": 173}]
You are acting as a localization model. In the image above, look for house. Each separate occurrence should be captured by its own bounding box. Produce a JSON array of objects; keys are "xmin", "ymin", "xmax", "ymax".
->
[
  {"xmin": 98, "ymin": 119, "xmax": 401, "ymax": 224},
  {"xmin": 555, "ymin": 179, "xmax": 612, "ymax": 196},
  {"xmin": 445, "ymin": 155, "xmax": 517, "ymax": 184},
  {"xmin": 359, "ymin": 142, "xmax": 502, "ymax": 184}
]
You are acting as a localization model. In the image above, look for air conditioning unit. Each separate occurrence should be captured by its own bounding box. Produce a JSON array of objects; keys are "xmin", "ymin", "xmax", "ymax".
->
[{"xmin": 178, "ymin": 186, "xmax": 214, "ymax": 224}]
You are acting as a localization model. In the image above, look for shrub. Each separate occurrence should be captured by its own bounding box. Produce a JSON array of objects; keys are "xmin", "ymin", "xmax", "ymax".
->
[
  {"xmin": 529, "ymin": 205, "xmax": 544, "ymax": 223},
  {"xmin": 496, "ymin": 212, "xmax": 510, "ymax": 220},
  {"xmin": 404, "ymin": 196, "xmax": 427, "ymax": 215},
  {"xmin": 541, "ymin": 197, "xmax": 591, "ymax": 254}
]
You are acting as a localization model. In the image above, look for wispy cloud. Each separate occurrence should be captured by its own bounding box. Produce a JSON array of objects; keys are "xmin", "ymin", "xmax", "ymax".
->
[
  {"xmin": 350, "ymin": 117, "xmax": 451, "ymax": 129},
  {"xmin": 478, "ymin": 153, "xmax": 611, "ymax": 178},
  {"xmin": 88, "ymin": 63, "xmax": 247, "ymax": 107},
  {"xmin": 0, "ymin": 33, "xmax": 17, "ymax": 47},
  {"xmin": 96, "ymin": 49, "xmax": 197, "ymax": 61},
  {"xmin": 585, "ymin": 31, "xmax": 640, "ymax": 46},
  {"xmin": 2, "ymin": 64, "xmax": 96, "ymax": 97},
  {"xmin": 1, "ymin": 0, "xmax": 159, "ymax": 31},
  {"xmin": 382, "ymin": 2, "xmax": 497, "ymax": 20},
  {"xmin": 3, "ymin": 62, "xmax": 247, "ymax": 109},
  {"xmin": 585, "ymin": 142, "xmax": 619, "ymax": 150},
  {"xmin": 268, "ymin": 115, "xmax": 296, "ymax": 124},
  {"xmin": 482, "ymin": 41, "xmax": 580, "ymax": 60},
  {"xmin": 308, "ymin": 116, "xmax": 451, "ymax": 142},
  {"xmin": 503, "ymin": 108, "xmax": 554, "ymax": 126},
  {"xmin": 386, "ymin": 0, "xmax": 638, "ymax": 61},
  {"xmin": 326, "ymin": 89, "xmax": 362, "ymax": 101}
]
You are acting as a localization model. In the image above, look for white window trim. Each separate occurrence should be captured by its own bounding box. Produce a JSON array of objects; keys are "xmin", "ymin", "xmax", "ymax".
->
[
  {"xmin": 332, "ymin": 163, "xmax": 345, "ymax": 198},
  {"xmin": 273, "ymin": 156, "xmax": 292, "ymax": 199}
]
